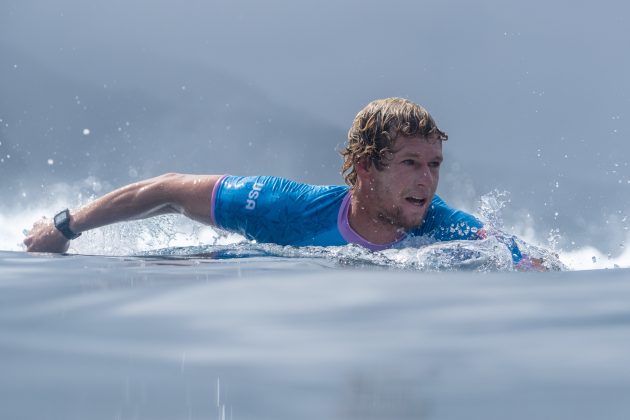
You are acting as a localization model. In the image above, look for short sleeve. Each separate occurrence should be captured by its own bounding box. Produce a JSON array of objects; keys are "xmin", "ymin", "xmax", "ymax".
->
[{"xmin": 414, "ymin": 194, "xmax": 484, "ymax": 241}]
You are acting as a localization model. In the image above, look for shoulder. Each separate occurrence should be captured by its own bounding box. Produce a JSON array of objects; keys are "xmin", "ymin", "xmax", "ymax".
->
[{"xmin": 416, "ymin": 194, "xmax": 484, "ymax": 240}]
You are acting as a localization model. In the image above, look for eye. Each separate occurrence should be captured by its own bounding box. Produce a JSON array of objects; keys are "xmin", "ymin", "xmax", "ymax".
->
[
  {"xmin": 401, "ymin": 159, "xmax": 415, "ymax": 166},
  {"xmin": 429, "ymin": 161, "xmax": 442, "ymax": 168}
]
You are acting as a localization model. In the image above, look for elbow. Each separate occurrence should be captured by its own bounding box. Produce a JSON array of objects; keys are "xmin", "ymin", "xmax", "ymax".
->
[
  {"xmin": 157, "ymin": 172, "xmax": 184, "ymax": 182},
  {"xmin": 149, "ymin": 173, "xmax": 187, "ymax": 213},
  {"xmin": 122, "ymin": 173, "xmax": 182, "ymax": 210},
  {"xmin": 153, "ymin": 173, "xmax": 186, "ymax": 193}
]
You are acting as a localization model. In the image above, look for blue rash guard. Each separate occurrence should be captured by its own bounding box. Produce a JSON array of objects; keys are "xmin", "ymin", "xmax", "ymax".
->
[{"xmin": 211, "ymin": 175, "xmax": 523, "ymax": 263}]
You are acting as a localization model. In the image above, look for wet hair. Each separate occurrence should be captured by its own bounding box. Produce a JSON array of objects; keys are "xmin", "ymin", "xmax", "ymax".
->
[{"xmin": 340, "ymin": 97, "xmax": 448, "ymax": 187}]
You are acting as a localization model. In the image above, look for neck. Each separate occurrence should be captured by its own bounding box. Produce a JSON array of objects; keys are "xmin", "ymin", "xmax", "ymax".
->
[{"xmin": 347, "ymin": 188, "xmax": 406, "ymax": 245}]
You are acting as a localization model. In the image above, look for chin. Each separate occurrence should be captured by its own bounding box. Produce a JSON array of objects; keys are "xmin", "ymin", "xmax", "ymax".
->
[
  {"xmin": 400, "ymin": 208, "xmax": 428, "ymax": 229},
  {"xmin": 394, "ymin": 215, "xmax": 423, "ymax": 230},
  {"xmin": 379, "ymin": 204, "xmax": 427, "ymax": 230},
  {"xmin": 400, "ymin": 218, "xmax": 424, "ymax": 230}
]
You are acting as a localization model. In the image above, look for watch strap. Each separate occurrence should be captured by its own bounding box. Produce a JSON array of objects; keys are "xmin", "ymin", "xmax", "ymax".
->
[{"xmin": 54, "ymin": 209, "xmax": 82, "ymax": 240}]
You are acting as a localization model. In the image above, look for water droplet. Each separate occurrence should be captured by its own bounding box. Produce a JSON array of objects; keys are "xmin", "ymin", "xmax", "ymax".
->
[
  {"xmin": 47, "ymin": 159, "xmax": 54, "ymax": 165},
  {"xmin": 82, "ymin": 128, "xmax": 90, "ymax": 135}
]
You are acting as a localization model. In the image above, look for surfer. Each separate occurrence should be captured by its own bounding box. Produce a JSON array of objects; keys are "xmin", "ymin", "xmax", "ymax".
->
[{"xmin": 23, "ymin": 97, "xmax": 545, "ymax": 270}]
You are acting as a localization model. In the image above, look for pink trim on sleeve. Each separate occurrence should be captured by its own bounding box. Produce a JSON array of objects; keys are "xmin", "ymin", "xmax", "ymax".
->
[{"xmin": 210, "ymin": 174, "xmax": 229, "ymax": 226}]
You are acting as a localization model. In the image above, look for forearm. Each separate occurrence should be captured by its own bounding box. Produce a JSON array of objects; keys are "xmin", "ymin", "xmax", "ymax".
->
[{"xmin": 69, "ymin": 174, "xmax": 181, "ymax": 234}]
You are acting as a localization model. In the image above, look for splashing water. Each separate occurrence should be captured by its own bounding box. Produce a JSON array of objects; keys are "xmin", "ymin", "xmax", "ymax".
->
[
  {"xmin": 137, "ymin": 238, "xmax": 565, "ymax": 272},
  {"xmin": 478, "ymin": 189, "xmax": 511, "ymax": 229}
]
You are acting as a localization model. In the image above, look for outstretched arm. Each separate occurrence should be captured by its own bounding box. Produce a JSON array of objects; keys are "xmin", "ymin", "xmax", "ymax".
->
[{"xmin": 23, "ymin": 173, "xmax": 223, "ymax": 253}]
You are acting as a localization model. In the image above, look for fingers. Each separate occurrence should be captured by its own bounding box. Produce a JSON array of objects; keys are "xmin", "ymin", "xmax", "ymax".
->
[
  {"xmin": 23, "ymin": 220, "xmax": 43, "ymax": 249},
  {"xmin": 22, "ymin": 218, "xmax": 70, "ymax": 253}
]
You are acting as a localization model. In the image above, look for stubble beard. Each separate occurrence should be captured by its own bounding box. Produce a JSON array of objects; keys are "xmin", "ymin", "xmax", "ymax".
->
[
  {"xmin": 367, "ymin": 176, "xmax": 430, "ymax": 234},
  {"xmin": 376, "ymin": 204, "xmax": 427, "ymax": 232}
]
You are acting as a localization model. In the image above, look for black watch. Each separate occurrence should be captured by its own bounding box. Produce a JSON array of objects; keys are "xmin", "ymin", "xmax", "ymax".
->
[{"xmin": 53, "ymin": 209, "xmax": 82, "ymax": 240}]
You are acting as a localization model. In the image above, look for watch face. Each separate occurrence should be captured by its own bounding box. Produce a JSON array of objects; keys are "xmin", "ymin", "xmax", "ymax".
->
[{"xmin": 55, "ymin": 211, "xmax": 68, "ymax": 226}]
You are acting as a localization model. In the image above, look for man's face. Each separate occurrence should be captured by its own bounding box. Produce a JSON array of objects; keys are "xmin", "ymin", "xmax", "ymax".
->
[{"xmin": 363, "ymin": 136, "xmax": 443, "ymax": 230}]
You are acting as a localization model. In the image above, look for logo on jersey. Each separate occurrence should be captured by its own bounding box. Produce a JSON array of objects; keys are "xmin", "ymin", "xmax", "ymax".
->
[{"xmin": 245, "ymin": 182, "xmax": 265, "ymax": 210}]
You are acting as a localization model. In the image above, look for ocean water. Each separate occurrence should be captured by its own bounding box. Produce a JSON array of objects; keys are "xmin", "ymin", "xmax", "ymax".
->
[{"xmin": 2, "ymin": 246, "xmax": 630, "ymax": 420}]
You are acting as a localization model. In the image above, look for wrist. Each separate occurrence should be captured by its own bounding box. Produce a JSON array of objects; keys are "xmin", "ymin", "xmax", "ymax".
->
[{"xmin": 54, "ymin": 209, "xmax": 82, "ymax": 240}]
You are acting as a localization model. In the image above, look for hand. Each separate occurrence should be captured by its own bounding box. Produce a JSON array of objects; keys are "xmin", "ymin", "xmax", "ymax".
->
[
  {"xmin": 515, "ymin": 256, "xmax": 548, "ymax": 272},
  {"xmin": 23, "ymin": 217, "xmax": 70, "ymax": 253}
]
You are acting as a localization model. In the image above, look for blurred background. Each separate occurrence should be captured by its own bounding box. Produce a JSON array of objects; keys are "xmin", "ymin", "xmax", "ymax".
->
[{"xmin": 1, "ymin": 0, "xmax": 629, "ymax": 263}]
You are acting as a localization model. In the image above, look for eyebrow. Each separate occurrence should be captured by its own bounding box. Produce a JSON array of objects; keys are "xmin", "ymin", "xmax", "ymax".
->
[{"xmin": 398, "ymin": 152, "xmax": 443, "ymax": 161}]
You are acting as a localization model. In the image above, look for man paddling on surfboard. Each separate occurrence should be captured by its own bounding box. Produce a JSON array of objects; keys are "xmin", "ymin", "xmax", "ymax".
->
[{"xmin": 24, "ymin": 97, "xmax": 544, "ymax": 270}]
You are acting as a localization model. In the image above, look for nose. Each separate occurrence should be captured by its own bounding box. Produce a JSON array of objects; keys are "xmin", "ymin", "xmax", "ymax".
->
[{"xmin": 416, "ymin": 166, "xmax": 434, "ymax": 186}]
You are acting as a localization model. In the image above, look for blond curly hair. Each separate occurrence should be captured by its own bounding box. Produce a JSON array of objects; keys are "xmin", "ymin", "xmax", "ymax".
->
[{"xmin": 341, "ymin": 98, "xmax": 448, "ymax": 187}]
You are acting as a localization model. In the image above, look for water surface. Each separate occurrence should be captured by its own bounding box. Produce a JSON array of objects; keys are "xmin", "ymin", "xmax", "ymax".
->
[{"xmin": 2, "ymin": 250, "xmax": 629, "ymax": 419}]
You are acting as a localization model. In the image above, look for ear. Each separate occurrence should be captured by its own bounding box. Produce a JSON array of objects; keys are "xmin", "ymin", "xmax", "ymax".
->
[
  {"xmin": 354, "ymin": 155, "xmax": 372, "ymax": 176},
  {"xmin": 354, "ymin": 156, "xmax": 375, "ymax": 189}
]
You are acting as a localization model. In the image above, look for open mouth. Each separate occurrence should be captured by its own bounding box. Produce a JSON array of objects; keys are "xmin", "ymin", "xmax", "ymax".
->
[{"xmin": 405, "ymin": 196, "xmax": 427, "ymax": 207}]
